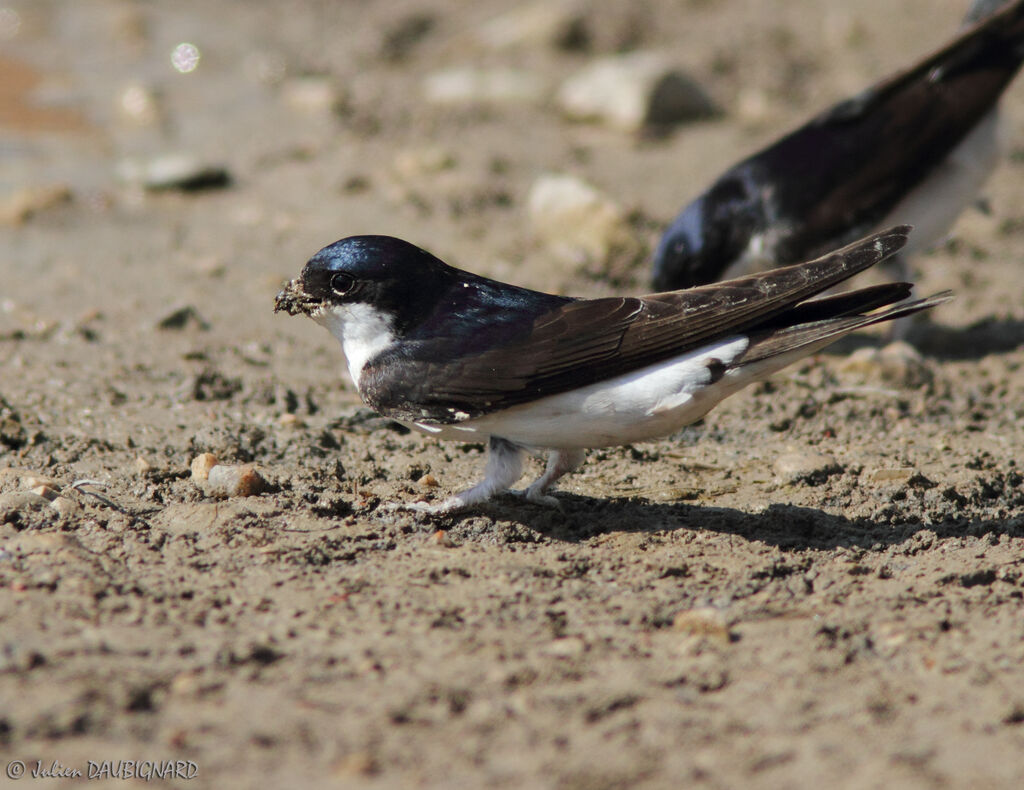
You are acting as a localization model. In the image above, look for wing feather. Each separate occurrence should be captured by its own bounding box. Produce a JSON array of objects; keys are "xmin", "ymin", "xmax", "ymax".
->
[{"xmin": 362, "ymin": 228, "xmax": 920, "ymax": 422}]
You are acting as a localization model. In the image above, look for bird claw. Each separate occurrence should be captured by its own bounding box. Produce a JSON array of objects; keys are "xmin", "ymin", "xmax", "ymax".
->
[{"xmin": 510, "ymin": 488, "xmax": 563, "ymax": 510}]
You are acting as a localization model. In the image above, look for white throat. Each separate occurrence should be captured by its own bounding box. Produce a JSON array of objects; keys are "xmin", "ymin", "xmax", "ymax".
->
[{"xmin": 314, "ymin": 302, "xmax": 397, "ymax": 388}]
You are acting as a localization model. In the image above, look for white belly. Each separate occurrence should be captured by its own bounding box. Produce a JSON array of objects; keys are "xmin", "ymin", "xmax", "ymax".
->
[
  {"xmin": 409, "ymin": 336, "xmax": 754, "ymax": 449},
  {"xmin": 880, "ymin": 106, "xmax": 1006, "ymax": 254}
]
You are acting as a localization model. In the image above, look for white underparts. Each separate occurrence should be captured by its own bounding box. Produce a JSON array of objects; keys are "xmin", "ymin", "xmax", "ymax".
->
[
  {"xmin": 880, "ymin": 106, "xmax": 1005, "ymax": 256},
  {"xmin": 410, "ymin": 335, "xmax": 753, "ymax": 449}
]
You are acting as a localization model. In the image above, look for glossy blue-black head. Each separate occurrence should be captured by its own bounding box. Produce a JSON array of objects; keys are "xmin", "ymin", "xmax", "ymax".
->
[
  {"xmin": 652, "ymin": 200, "xmax": 710, "ymax": 291},
  {"xmin": 652, "ymin": 173, "xmax": 765, "ymax": 291},
  {"xmin": 275, "ymin": 235, "xmax": 458, "ymax": 330}
]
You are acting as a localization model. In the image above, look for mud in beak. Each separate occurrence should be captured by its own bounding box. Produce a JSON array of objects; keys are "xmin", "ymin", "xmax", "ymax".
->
[{"xmin": 274, "ymin": 279, "xmax": 318, "ymax": 316}]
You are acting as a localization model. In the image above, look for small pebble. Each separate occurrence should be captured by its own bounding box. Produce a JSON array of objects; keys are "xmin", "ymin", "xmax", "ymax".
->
[
  {"xmin": 281, "ymin": 75, "xmax": 345, "ymax": 113},
  {"xmin": 22, "ymin": 473, "xmax": 61, "ymax": 490},
  {"xmin": 540, "ymin": 636, "xmax": 586, "ymax": 658},
  {"xmin": 116, "ymin": 82, "xmax": 162, "ymax": 126},
  {"xmin": 30, "ymin": 485, "xmax": 59, "ymax": 502},
  {"xmin": 331, "ymin": 752, "xmax": 377, "ymax": 779},
  {"xmin": 277, "ymin": 413, "xmax": 305, "ymax": 428},
  {"xmin": 393, "ymin": 146, "xmax": 456, "ymax": 180},
  {"xmin": 838, "ymin": 341, "xmax": 932, "ymax": 389},
  {"xmin": 430, "ymin": 529, "xmax": 456, "ymax": 547},
  {"xmin": 773, "ymin": 451, "xmax": 841, "ymax": 485},
  {"xmin": 49, "ymin": 496, "xmax": 81, "ymax": 518},
  {"xmin": 117, "ymin": 154, "xmax": 231, "ymax": 192},
  {"xmin": 203, "ymin": 464, "xmax": 268, "ymax": 498},
  {"xmin": 527, "ymin": 173, "xmax": 640, "ymax": 267},
  {"xmin": 672, "ymin": 607, "xmax": 732, "ymax": 642},
  {"xmin": 417, "ymin": 474, "xmax": 439, "ymax": 488},
  {"xmin": 190, "ymin": 453, "xmax": 218, "ymax": 481},
  {"xmin": 868, "ymin": 468, "xmax": 915, "ymax": 484},
  {"xmin": 557, "ymin": 52, "xmax": 717, "ymax": 132},
  {"xmin": 134, "ymin": 456, "xmax": 152, "ymax": 476}
]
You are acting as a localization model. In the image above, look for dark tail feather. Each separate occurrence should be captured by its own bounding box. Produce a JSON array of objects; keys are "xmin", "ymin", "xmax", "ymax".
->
[
  {"xmin": 767, "ymin": 282, "xmax": 914, "ymax": 326},
  {"xmin": 739, "ymin": 291, "xmax": 954, "ymax": 366}
]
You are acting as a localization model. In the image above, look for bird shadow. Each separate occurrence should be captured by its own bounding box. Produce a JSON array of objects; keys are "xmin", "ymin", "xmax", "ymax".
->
[
  {"xmin": 457, "ymin": 494, "xmax": 1023, "ymax": 551},
  {"xmin": 905, "ymin": 317, "xmax": 1024, "ymax": 359},
  {"xmin": 821, "ymin": 317, "xmax": 1024, "ymax": 359}
]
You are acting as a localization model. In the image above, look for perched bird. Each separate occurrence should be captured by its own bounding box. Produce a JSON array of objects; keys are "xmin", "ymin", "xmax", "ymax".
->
[
  {"xmin": 276, "ymin": 226, "xmax": 948, "ymax": 513},
  {"xmin": 652, "ymin": 0, "xmax": 1024, "ymax": 291}
]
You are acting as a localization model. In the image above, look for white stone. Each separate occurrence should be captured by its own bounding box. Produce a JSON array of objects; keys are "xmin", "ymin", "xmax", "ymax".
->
[
  {"xmin": 773, "ymin": 451, "xmax": 841, "ymax": 484},
  {"xmin": 526, "ymin": 173, "xmax": 639, "ymax": 266},
  {"xmin": 557, "ymin": 52, "xmax": 716, "ymax": 131}
]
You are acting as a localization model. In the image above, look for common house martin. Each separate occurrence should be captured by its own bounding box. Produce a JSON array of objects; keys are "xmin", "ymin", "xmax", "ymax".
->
[
  {"xmin": 653, "ymin": 0, "xmax": 1024, "ymax": 291},
  {"xmin": 276, "ymin": 226, "xmax": 949, "ymax": 513}
]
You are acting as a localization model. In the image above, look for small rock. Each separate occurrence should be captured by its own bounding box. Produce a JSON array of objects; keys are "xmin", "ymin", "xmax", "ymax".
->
[
  {"xmin": 331, "ymin": 752, "xmax": 377, "ymax": 778},
  {"xmin": 476, "ymin": 2, "xmax": 588, "ymax": 51},
  {"xmin": 773, "ymin": 451, "xmax": 841, "ymax": 485},
  {"xmin": 134, "ymin": 456, "xmax": 153, "ymax": 476},
  {"xmin": 30, "ymin": 485, "xmax": 59, "ymax": 502},
  {"xmin": 867, "ymin": 468, "xmax": 915, "ymax": 484},
  {"xmin": 116, "ymin": 82, "xmax": 163, "ymax": 126},
  {"xmin": 190, "ymin": 453, "xmax": 218, "ymax": 481},
  {"xmin": 117, "ymin": 154, "xmax": 231, "ymax": 192},
  {"xmin": 735, "ymin": 87, "xmax": 779, "ymax": 126},
  {"xmin": 527, "ymin": 173, "xmax": 640, "ymax": 267},
  {"xmin": 430, "ymin": 529, "xmax": 456, "ymax": 548},
  {"xmin": 393, "ymin": 146, "xmax": 456, "ymax": 180},
  {"xmin": 557, "ymin": 52, "xmax": 717, "ymax": 132},
  {"xmin": 0, "ymin": 184, "xmax": 72, "ymax": 226},
  {"xmin": 838, "ymin": 341, "xmax": 933, "ymax": 390},
  {"xmin": 169, "ymin": 671, "xmax": 201, "ymax": 697},
  {"xmin": 277, "ymin": 413, "xmax": 305, "ymax": 428},
  {"xmin": 49, "ymin": 496, "xmax": 81, "ymax": 519},
  {"xmin": 202, "ymin": 464, "xmax": 268, "ymax": 498},
  {"xmin": 281, "ymin": 75, "xmax": 345, "ymax": 113},
  {"xmin": 0, "ymin": 469, "xmax": 58, "ymax": 489},
  {"xmin": 672, "ymin": 607, "xmax": 732, "ymax": 642},
  {"xmin": 418, "ymin": 474, "xmax": 439, "ymax": 488},
  {"xmin": 25, "ymin": 474, "xmax": 60, "ymax": 489},
  {"xmin": 424, "ymin": 67, "xmax": 546, "ymax": 105},
  {"xmin": 155, "ymin": 304, "xmax": 210, "ymax": 331},
  {"xmin": 540, "ymin": 636, "xmax": 587, "ymax": 658}
]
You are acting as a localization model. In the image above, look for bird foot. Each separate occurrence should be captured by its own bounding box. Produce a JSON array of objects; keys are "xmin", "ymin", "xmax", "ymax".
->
[{"xmin": 510, "ymin": 488, "xmax": 563, "ymax": 510}]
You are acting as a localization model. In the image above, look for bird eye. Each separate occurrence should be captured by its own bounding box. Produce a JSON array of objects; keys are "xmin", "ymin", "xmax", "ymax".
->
[{"xmin": 330, "ymin": 272, "xmax": 356, "ymax": 295}]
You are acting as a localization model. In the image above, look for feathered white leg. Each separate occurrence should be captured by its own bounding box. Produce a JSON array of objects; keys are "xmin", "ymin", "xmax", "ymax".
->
[
  {"xmin": 518, "ymin": 448, "xmax": 586, "ymax": 508},
  {"xmin": 403, "ymin": 436, "xmax": 525, "ymax": 515}
]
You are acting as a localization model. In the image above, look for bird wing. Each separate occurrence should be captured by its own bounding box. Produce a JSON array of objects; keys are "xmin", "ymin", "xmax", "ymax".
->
[
  {"xmin": 361, "ymin": 227, "xmax": 920, "ymax": 423},
  {"xmin": 725, "ymin": 0, "xmax": 1024, "ymax": 262}
]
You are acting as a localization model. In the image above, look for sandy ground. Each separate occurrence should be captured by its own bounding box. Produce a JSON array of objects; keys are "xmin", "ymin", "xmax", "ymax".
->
[{"xmin": 3, "ymin": 1, "xmax": 1024, "ymax": 787}]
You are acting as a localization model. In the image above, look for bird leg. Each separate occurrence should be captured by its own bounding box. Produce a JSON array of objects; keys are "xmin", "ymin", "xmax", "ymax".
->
[
  {"xmin": 516, "ymin": 448, "xmax": 586, "ymax": 508},
  {"xmin": 401, "ymin": 436, "xmax": 525, "ymax": 515}
]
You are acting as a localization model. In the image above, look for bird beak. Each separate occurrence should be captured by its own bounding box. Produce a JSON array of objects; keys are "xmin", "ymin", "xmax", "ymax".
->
[{"xmin": 274, "ymin": 279, "xmax": 318, "ymax": 316}]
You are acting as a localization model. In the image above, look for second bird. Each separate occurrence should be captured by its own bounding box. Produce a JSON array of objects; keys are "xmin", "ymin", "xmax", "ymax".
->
[{"xmin": 653, "ymin": 0, "xmax": 1024, "ymax": 291}]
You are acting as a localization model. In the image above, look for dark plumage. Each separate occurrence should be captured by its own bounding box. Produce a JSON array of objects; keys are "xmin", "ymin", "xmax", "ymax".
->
[
  {"xmin": 276, "ymin": 227, "xmax": 949, "ymax": 512},
  {"xmin": 653, "ymin": 0, "xmax": 1024, "ymax": 291}
]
